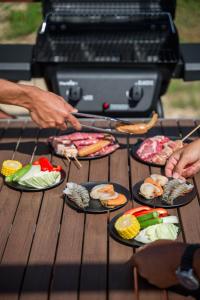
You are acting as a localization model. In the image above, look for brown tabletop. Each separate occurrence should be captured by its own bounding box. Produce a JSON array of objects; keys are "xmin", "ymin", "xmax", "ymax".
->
[{"xmin": 0, "ymin": 119, "xmax": 199, "ymax": 300}]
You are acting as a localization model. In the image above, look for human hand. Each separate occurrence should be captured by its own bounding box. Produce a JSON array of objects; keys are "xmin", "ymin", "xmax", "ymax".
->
[
  {"xmin": 25, "ymin": 85, "xmax": 81, "ymax": 130},
  {"xmin": 132, "ymin": 240, "xmax": 186, "ymax": 288},
  {"xmin": 165, "ymin": 139, "xmax": 200, "ymax": 179}
]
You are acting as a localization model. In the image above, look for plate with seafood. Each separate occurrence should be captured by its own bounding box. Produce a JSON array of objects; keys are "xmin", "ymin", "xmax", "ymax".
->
[
  {"xmin": 63, "ymin": 182, "xmax": 130, "ymax": 213},
  {"xmin": 109, "ymin": 206, "xmax": 180, "ymax": 248},
  {"xmin": 131, "ymin": 136, "xmax": 187, "ymax": 167},
  {"xmin": 49, "ymin": 132, "xmax": 120, "ymax": 161},
  {"xmin": 132, "ymin": 174, "xmax": 196, "ymax": 208}
]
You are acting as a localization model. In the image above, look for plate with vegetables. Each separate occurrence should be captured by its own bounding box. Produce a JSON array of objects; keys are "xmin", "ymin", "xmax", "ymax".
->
[
  {"xmin": 1, "ymin": 157, "xmax": 66, "ymax": 192},
  {"xmin": 63, "ymin": 182, "xmax": 130, "ymax": 213},
  {"xmin": 132, "ymin": 174, "xmax": 196, "ymax": 208},
  {"xmin": 109, "ymin": 206, "xmax": 180, "ymax": 247}
]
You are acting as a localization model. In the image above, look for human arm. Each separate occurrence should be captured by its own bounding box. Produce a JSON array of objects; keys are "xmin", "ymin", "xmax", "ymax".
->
[
  {"xmin": 132, "ymin": 240, "xmax": 200, "ymax": 289},
  {"xmin": 165, "ymin": 139, "xmax": 200, "ymax": 179},
  {"xmin": 0, "ymin": 79, "xmax": 81, "ymax": 130}
]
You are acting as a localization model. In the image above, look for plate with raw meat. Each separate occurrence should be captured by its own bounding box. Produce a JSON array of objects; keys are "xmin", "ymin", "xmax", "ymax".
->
[
  {"xmin": 131, "ymin": 136, "xmax": 186, "ymax": 167},
  {"xmin": 49, "ymin": 132, "xmax": 120, "ymax": 160},
  {"xmin": 63, "ymin": 181, "xmax": 130, "ymax": 213},
  {"xmin": 132, "ymin": 174, "xmax": 196, "ymax": 208}
]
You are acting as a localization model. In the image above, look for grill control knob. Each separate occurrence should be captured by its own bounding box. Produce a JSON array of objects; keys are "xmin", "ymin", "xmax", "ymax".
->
[
  {"xmin": 128, "ymin": 86, "xmax": 143, "ymax": 106},
  {"xmin": 68, "ymin": 86, "xmax": 82, "ymax": 102}
]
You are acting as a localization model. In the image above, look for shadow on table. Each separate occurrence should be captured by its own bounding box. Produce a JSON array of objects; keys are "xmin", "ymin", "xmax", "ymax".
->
[
  {"xmin": 0, "ymin": 263, "xmax": 198, "ymax": 299},
  {"xmin": 0, "ymin": 141, "xmax": 50, "ymax": 156}
]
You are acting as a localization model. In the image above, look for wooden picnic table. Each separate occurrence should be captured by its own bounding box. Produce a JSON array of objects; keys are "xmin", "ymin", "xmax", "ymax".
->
[{"xmin": 0, "ymin": 118, "xmax": 199, "ymax": 300}]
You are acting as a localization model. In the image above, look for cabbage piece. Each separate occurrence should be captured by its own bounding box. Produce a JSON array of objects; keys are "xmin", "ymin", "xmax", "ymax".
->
[
  {"xmin": 19, "ymin": 170, "xmax": 61, "ymax": 189},
  {"xmin": 135, "ymin": 223, "xmax": 178, "ymax": 244}
]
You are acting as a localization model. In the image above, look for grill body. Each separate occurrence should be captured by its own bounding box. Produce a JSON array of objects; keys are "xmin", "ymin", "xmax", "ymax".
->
[{"xmin": 34, "ymin": 0, "xmax": 179, "ymax": 117}]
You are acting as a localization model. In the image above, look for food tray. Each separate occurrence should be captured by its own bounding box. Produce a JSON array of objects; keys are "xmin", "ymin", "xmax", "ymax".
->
[
  {"xmin": 65, "ymin": 181, "xmax": 130, "ymax": 213},
  {"xmin": 109, "ymin": 212, "xmax": 180, "ymax": 248},
  {"xmin": 132, "ymin": 180, "xmax": 196, "ymax": 208},
  {"xmin": 5, "ymin": 169, "xmax": 66, "ymax": 192}
]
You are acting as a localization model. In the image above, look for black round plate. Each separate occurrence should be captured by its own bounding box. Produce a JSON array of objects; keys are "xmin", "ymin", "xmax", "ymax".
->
[
  {"xmin": 65, "ymin": 181, "xmax": 130, "ymax": 213},
  {"xmin": 131, "ymin": 138, "xmax": 191, "ymax": 168},
  {"xmin": 5, "ymin": 169, "xmax": 66, "ymax": 192},
  {"xmin": 132, "ymin": 180, "xmax": 196, "ymax": 208},
  {"xmin": 49, "ymin": 132, "xmax": 119, "ymax": 161},
  {"xmin": 109, "ymin": 212, "xmax": 180, "ymax": 248}
]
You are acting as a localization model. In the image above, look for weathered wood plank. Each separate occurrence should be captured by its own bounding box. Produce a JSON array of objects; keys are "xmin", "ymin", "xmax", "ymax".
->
[
  {"xmin": 0, "ymin": 127, "xmax": 55, "ymax": 300},
  {"xmin": 50, "ymin": 160, "xmax": 89, "ymax": 300},
  {"xmin": 109, "ymin": 135, "xmax": 135, "ymax": 300},
  {"xmin": 19, "ymin": 157, "xmax": 66, "ymax": 300}
]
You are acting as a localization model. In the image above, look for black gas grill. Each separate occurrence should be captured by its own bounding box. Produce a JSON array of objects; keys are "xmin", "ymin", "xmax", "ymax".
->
[{"xmin": 0, "ymin": 1, "xmax": 200, "ymax": 117}]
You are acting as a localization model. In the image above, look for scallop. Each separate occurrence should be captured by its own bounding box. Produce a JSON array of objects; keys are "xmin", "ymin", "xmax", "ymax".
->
[
  {"xmin": 150, "ymin": 174, "xmax": 168, "ymax": 187},
  {"xmin": 140, "ymin": 183, "xmax": 161, "ymax": 200},
  {"xmin": 90, "ymin": 184, "xmax": 115, "ymax": 200}
]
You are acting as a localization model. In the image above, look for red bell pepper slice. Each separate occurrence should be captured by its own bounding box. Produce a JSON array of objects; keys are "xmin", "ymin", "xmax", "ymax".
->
[
  {"xmin": 39, "ymin": 157, "xmax": 54, "ymax": 171},
  {"xmin": 124, "ymin": 206, "xmax": 151, "ymax": 216}
]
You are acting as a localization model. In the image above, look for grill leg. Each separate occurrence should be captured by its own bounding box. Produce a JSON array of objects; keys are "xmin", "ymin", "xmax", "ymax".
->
[{"xmin": 156, "ymin": 99, "xmax": 164, "ymax": 118}]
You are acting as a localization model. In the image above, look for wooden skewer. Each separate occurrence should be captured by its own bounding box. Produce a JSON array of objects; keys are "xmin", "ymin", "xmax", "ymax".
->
[
  {"xmin": 181, "ymin": 124, "xmax": 200, "ymax": 142},
  {"xmin": 73, "ymin": 155, "xmax": 82, "ymax": 169},
  {"xmin": 64, "ymin": 151, "xmax": 71, "ymax": 163}
]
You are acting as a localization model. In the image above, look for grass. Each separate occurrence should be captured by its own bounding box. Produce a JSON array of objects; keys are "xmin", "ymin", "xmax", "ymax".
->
[
  {"xmin": 176, "ymin": 0, "xmax": 200, "ymax": 42},
  {"xmin": 0, "ymin": 0, "xmax": 199, "ymax": 115},
  {"xmin": 0, "ymin": 3, "xmax": 42, "ymax": 40},
  {"xmin": 7, "ymin": 3, "xmax": 42, "ymax": 39}
]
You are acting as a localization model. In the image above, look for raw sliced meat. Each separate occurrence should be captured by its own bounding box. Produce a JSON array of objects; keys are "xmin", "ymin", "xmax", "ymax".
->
[
  {"xmin": 73, "ymin": 138, "xmax": 99, "ymax": 148},
  {"xmin": 136, "ymin": 135, "xmax": 184, "ymax": 165}
]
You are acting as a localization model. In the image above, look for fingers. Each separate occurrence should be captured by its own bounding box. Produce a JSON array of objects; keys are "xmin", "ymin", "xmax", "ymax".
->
[
  {"xmin": 165, "ymin": 150, "xmax": 182, "ymax": 177},
  {"xmin": 65, "ymin": 113, "xmax": 82, "ymax": 130},
  {"xmin": 182, "ymin": 160, "xmax": 200, "ymax": 178},
  {"xmin": 173, "ymin": 153, "xmax": 193, "ymax": 176}
]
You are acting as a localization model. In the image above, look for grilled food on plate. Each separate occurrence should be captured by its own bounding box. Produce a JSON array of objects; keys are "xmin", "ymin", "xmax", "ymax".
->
[
  {"xmin": 116, "ymin": 112, "xmax": 158, "ymax": 134},
  {"xmin": 1, "ymin": 157, "xmax": 62, "ymax": 189},
  {"xmin": 114, "ymin": 206, "xmax": 179, "ymax": 243},
  {"xmin": 63, "ymin": 183, "xmax": 127, "ymax": 209},
  {"xmin": 136, "ymin": 135, "xmax": 184, "ymax": 165},
  {"xmin": 49, "ymin": 132, "xmax": 119, "ymax": 158},
  {"xmin": 139, "ymin": 174, "xmax": 193, "ymax": 205}
]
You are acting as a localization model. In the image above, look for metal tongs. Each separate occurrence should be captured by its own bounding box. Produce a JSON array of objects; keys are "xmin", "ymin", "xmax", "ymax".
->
[{"xmin": 72, "ymin": 112, "xmax": 132, "ymax": 134}]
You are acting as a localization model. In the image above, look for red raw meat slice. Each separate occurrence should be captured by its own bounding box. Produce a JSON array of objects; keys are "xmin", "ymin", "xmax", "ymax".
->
[
  {"xmin": 136, "ymin": 135, "xmax": 170, "ymax": 161},
  {"xmin": 57, "ymin": 132, "xmax": 105, "ymax": 141},
  {"xmin": 73, "ymin": 138, "xmax": 99, "ymax": 148}
]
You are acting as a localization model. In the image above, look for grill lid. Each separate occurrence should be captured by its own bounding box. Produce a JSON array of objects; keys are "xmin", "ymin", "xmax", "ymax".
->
[
  {"xmin": 35, "ymin": 0, "xmax": 179, "ymax": 71},
  {"xmin": 42, "ymin": 0, "xmax": 176, "ymax": 19}
]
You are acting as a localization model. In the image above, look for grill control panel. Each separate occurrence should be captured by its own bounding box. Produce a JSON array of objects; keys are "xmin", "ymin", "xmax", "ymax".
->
[{"xmin": 51, "ymin": 69, "xmax": 162, "ymax": 117}]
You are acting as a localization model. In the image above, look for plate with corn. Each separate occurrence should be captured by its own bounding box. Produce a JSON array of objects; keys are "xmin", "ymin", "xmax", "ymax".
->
[{"xmin": 109, "ymin": 206, "xmax": 180, "ymax": 247}]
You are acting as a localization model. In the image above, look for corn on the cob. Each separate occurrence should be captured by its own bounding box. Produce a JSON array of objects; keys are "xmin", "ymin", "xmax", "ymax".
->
[
  {"xmin": 1, "ymin": 160, "xmax": 22, "ymax": 177},
  {"xmin": 115, "ymin": 214, "xmax": 140, "ymax": 239}
]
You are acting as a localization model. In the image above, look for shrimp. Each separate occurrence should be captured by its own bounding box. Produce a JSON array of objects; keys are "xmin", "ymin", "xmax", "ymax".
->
[{"xmin": 116, "ymin": 112, "xmax": 158, "ymax": 134}]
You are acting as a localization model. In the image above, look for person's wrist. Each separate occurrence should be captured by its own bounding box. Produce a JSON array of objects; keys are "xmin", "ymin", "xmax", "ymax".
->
[
  {"xmin": 193, "ymin": 248, "xmax": 200, "ymax": 279},
  {"xmin": 18, "ymin": 84, "xmax": 41, "ymax": 111}
]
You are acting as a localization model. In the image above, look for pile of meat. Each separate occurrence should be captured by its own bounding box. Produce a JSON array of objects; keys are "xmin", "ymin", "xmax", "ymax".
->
[
  {"xmin": 49, "ymin": 132, "xmax": 119, "ymax": 158},
  {"xmin": 136, "ymin": 135, "xmax": 184, "ymax": 165}
]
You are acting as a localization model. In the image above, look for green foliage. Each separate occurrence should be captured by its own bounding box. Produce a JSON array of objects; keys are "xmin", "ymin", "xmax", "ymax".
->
[
  {"xmin": 7, "ymin": 3, "xmax": 42, "ymax": 39},
  {"xmin": 168, "ymin": 81, "xmax": 200, "ymax": 110},
  {"xmin": 176, "ymin": 0, "xmax": 200, "ymax": 42}
]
